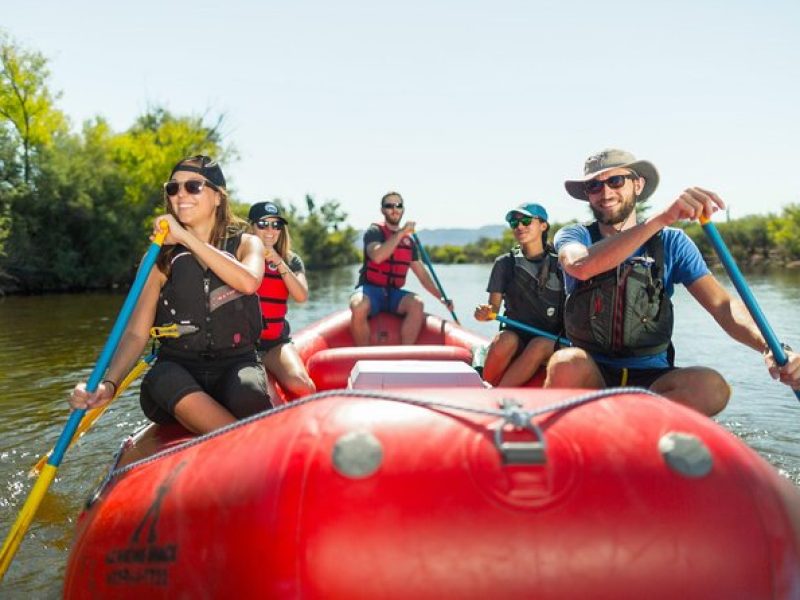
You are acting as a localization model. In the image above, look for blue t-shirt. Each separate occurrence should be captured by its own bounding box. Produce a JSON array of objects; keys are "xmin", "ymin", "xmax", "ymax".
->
[{"xmin": 554, "ymin": 223, "xmax": 710, "ymax": 368}]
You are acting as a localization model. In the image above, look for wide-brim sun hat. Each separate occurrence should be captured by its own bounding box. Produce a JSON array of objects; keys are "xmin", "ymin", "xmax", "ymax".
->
[
  {"xmin": 248, "ymin": 201, "xmax": 287, "ymax": 223},
  {"xmin": 564, "ymin": 149, "xmax": 659, "ymax": 203},
  {"xmin": 504, "ymin": 202, "xmax": 549, "ymax": 223}
]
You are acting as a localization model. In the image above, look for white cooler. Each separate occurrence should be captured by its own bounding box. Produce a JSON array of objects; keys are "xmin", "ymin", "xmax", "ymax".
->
[{"xmin": 347, "ymin": 360, "xmax": 484, "ymax": 390}]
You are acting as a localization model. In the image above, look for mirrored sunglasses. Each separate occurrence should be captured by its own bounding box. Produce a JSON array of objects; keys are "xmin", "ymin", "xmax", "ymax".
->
[
  {"xmin": 382, "ymin": 202, "xmax": 404, "ymax": 210},
  {"xmin": 164, "ymin": 179, "xmax": 218, "ymax": 196},
  {"xmin": 583, "ymin": 174, "xmax": 638, "ymax": 195},
  {"xmin": 507, "ymin": 216, "xmax": 535, "ymax": 229},
  {"xmin": 255, "ymin": 220, "xmax": 284, "ymax": 231}
]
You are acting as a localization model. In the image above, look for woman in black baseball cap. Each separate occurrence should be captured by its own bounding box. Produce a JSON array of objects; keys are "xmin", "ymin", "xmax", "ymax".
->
[
  {"xmin": 69, "ymin": 155, "xmax": 271, "ymax": 433},
  {"xmin": 248, "ymin": 201, "xmax": 315, "ymax": 399}
]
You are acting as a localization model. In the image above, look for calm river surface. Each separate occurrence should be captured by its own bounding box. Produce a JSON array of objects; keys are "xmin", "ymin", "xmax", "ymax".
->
[{"xmin": 1, "ymin": 263, "xmax": 799, "ymax": 597}]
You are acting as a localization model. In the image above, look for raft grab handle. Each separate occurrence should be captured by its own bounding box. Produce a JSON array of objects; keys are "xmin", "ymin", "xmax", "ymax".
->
[{"xmin": 493, "ymin": 398, "xmax": 547, "ymax": 465}]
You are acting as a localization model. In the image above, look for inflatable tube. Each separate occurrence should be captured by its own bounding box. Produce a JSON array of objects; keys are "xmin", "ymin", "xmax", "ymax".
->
[
  {"xmin": 64, "ymin": 387, "xmax": 800, "ymax": 599},
  {"xmin": 307, "ymin": 344, "xmax": 473, "ymax": 391}
]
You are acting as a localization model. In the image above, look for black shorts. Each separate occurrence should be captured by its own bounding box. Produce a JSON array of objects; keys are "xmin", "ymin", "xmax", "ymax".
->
[
  {"xmin": 499, "ymin": 323, "xmax": 536, "ymax": 348},
  {"xmin": 140, "ymin": 350, "xmax": 270, "ymax": 424},
  {"xmin": 595, "ymin": 363, "xmax": 676, "ymax": 388},
  {"xmin": 499, "ymin": 324, "xmax": 556, "ymax": 361}
]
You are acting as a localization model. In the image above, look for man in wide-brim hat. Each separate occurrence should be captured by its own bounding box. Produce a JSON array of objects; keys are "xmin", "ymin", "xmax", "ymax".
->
[{"xmin": 544, "ymin": 148, "xmax": 800, "ymax": 415}]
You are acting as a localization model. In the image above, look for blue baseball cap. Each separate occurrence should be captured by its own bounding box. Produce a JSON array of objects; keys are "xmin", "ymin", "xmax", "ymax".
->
[{"xmin": 504, "ymin": 203, "xmax": 548, "ymax": 223}]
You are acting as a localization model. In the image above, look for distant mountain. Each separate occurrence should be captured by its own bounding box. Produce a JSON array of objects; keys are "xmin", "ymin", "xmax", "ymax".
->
[{"xmin": 356, "ymin": 225, "xmax": 505, "ymax": 248}]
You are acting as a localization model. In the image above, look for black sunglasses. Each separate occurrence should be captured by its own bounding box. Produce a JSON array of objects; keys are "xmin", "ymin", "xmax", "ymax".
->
[
  {"xmin": 583, "ymin": 174, "xmax": 638, "ymax": 195},
  {"xmin": 255, "ymin": 219, "xmax": 284, "ymax": 231},
  {"xmin": 508, "ymin": 216, "xmax": 536, "ymax": 229},
  {"xmin": 382, "ymin": 202, "xmax": 404, "ymax": 210},
  {"xmin": 164, "ymin": 179, "xmax": 218, "ymax": 196}
]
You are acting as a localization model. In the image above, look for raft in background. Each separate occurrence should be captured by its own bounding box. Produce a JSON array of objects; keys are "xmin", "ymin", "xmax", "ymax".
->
[{"xmin": 62, "ymin": 311, "xmax": 800, "ymax": 599}]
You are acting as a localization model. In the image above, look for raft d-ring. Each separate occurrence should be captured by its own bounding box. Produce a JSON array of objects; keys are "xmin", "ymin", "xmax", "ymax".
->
[{"xmin": 492, "ymin": 398, "xmax": 547, "ymax": 466}]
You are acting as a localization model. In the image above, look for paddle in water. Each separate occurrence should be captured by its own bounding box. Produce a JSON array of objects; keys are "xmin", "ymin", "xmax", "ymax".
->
[
  {"xmin": 411, "ymin": 232, "xmax": 459, "ymax": 323},
  {"xmin": 0, "ymin": 223, "xmax": 169, "ymax": 581},
  {"xmin": 699, "ymin": 213, "xmax": 800, "ymax": 402}
]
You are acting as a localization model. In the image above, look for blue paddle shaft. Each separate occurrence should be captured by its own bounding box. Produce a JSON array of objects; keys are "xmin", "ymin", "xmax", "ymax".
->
[
  {"xmin": 495, "ymin": 314, "xmax": 572, "ymax": 347},
  {"xmin": 49, "ymin": 238, "xmax": 164, "ymax": 465},
  {"xmin": 700, "ymin": 219, "xmax": 799, "ymax": 402},
  {"xmin": 701, "ymin": 222, "xmax": 787, "ymax": 365},
  {"xmin": 411, "ymin": 233, "xmax": 459, "ymax": 324}
]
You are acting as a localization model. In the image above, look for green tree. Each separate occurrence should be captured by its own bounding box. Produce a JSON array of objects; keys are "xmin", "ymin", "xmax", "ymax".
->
[
  {"xmin": 270, "ymin": 195, "xmax": 359, "ymax": 269},
  {"xmin": 0, "ymin": 31, "xmax": 67, "ymax": 183},
  {"xmin": 0, "ymin": 126, "xmax": 19, "ymax": 281},
  {"xmin": 2, "ymin": 107, "xmax": 230, "ymax": 291},
  {"xmin": 768, "ymin": 204, "xmax": 800, "ymax": 260}
]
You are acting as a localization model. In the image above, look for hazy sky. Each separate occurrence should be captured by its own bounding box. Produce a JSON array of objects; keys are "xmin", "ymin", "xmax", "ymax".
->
[{"xmin": 4, "ymin": 0, "xmax": 799, "ymax": 229}]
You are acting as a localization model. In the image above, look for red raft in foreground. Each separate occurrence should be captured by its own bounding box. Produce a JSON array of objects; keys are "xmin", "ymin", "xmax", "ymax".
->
[{"xmin": 63, "ymin": 310, "xmax": 800, "ymax": 599}]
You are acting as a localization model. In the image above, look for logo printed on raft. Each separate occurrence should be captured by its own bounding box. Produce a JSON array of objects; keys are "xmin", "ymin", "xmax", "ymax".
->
[{"xmin": 104, "ymin": 461, "xmax": 187, "ymax": 587}]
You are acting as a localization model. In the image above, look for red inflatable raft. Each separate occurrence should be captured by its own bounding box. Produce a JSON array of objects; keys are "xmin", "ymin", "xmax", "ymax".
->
[{"xmin": 63, "ymin": 311, "xmax": 800, "ymax": 599}]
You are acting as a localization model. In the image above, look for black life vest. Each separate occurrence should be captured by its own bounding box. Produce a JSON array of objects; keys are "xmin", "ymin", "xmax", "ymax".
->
[
  {"xmin": 563, "ymin": 222, "xmax": 674, "ymax": 357},
  {"xmin": 362, "ymin": 223, "xmax": 414, "ymax": 288},
  {"xmin": 503, "ymin": 247, "xmax": 564, "ymax": 334},
  {"xmin": 154, "ymin": 234, "xmax": 262, "ymax": 357},
  {"xmin": 257, "ymin": 258, "xmax": 289, "ymax": 341}
]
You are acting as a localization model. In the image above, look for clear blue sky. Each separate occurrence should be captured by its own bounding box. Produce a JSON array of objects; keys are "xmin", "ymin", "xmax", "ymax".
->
[{"xmin": 5, "ymin": 0, "xmax": 800, "ymax": 229}]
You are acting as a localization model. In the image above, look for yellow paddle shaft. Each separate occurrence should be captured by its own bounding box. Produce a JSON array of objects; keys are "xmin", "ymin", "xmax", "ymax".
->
[{"xmin": 0, "ymin": 465, "xmax": 57, "ymax": 580}]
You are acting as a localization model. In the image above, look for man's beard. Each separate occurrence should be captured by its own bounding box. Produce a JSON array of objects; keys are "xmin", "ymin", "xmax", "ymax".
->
[
  {"xmin": 385, "ymin": 214, "xmax": 402, "ymax": 227},
  {"xmin": 591, "ymin": 193, "xmax": 636, "ymax": 226}
]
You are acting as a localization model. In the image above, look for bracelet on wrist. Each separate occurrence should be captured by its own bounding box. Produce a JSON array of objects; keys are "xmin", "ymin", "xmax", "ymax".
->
[{"xmin": 102, "ymin": 379, "xmax": 118, "ymax": 396}]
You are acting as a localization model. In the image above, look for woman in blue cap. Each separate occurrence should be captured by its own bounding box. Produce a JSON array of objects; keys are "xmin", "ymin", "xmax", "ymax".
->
[
  {"xmin": 248, "ymin": 201, "xmax": 316, "ymax": 399},
  {"xmin": 474, "ymin": 202, "xmax": 565, "ymax": 386},
  {"xmin": 70, "ymin": 155, "xmax": 270, "ymax": 433}
]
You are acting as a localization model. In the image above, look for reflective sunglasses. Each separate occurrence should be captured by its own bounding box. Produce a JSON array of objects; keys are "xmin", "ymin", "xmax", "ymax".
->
[
  {"xmin": 382, "ymin": 202, "xmax": 404, "ymax": 210},
  {"xmin": 255, "ymin": 219, "xmax": 284, "ymax": 231},
  {"xmin": 508, "ymin": 216, "xmax": 536, "ymax": 229},
  {"xmin": 583, "ymin": 174, "xmax": 638, "ymax": 195},
  {"xmin": 164, "ymin": 179, "xmax": 218, "ymax": 196}
]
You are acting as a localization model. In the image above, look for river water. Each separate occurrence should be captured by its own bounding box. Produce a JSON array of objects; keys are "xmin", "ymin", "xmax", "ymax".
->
[{"xmin": 1, "ymin": 263, "xmax": 799, "ymax": 597}]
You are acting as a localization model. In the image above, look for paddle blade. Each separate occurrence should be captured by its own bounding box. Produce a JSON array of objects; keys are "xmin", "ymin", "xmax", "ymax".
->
[{"xmin": 0, "ymin": 465, "xmax": 57, "ymax": 581}]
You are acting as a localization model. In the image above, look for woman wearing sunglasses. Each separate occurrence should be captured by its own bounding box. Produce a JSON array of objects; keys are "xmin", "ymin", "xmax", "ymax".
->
[
  {"xmin": 474, "ymin": 203, "xmax": 565, "ymax": 386},
  {"xmin": 248, "ymin": 201, "xmax": 316, "ymax": 399},
  {"xmin": 69, "ymin": 155, "xmax": 270, "ymax": 434}
]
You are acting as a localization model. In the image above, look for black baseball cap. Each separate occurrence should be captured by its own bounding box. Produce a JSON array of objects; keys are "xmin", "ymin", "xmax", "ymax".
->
[
  {"xmin": 170, "ymin": 155, "xmax": 226, "ymax": 189},
  {"xmin": 248, "ymin": 201, "xmax": 287, "ymax": 223}
]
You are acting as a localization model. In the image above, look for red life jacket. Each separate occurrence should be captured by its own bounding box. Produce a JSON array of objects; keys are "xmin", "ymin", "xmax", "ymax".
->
[
  {"xmin": 257, "ymin": 260, "xmax": 289, "ymax": 341},
  {"xmin": 363, "ymin": 223, "xmax": 414, "ymax": 288}
]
